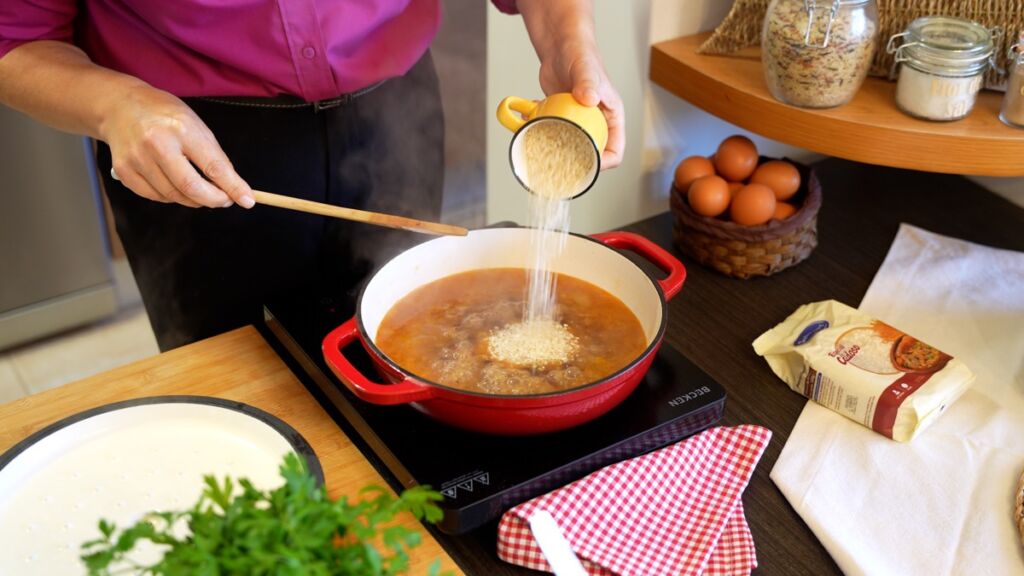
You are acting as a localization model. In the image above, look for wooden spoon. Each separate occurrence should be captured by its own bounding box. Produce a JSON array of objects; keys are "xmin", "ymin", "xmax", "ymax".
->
[{"xmin": 252, "ymin": 191, "xmax": 467, "ymax": 237}]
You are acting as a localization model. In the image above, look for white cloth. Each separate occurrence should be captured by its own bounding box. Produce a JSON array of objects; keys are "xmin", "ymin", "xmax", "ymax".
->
[{"xmin": 770, "ymin": 224, "xmax": 1024, "ymax": 576}]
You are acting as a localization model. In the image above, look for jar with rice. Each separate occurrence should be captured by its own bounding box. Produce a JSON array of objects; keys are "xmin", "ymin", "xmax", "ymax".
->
[{"xmin": 762, "ymin": 0, "xmax": 878, "ymax": 108}]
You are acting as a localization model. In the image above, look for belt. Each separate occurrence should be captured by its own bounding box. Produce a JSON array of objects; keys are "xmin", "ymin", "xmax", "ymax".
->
[{"xmin": 194, "ymin": 81, "xmax": 385, "ymax": 112}]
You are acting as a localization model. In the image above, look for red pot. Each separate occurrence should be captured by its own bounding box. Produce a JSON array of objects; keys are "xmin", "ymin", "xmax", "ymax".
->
[{"xmin": 322, "ymin": 228, "xmax": 685, "ymax": 435}]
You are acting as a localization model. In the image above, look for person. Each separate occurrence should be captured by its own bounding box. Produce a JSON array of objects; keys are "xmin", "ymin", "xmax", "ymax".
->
[{"xmin": 0, "ymin": 0, "xmax": 625, "ymax": 351}]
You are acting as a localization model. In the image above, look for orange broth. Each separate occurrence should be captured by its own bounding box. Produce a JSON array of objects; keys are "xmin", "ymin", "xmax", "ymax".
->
[{"xmin": 375, "ymin": 268, "xmax": 647, "ymax": 395}]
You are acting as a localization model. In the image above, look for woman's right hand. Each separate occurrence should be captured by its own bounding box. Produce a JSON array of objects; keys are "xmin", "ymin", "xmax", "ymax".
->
[
  {"xmin": 99, "ymin": 84, "xmax": 254, "ymax": 208},
  {"xmin": 0, "ymin": 41, "xmax": 252, "ymax": 208}
]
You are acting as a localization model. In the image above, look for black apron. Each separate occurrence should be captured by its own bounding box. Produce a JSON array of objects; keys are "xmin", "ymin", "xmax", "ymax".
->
[{"xmin": 97, "ymin": 53, "xmax": 444, "ymax": 350}]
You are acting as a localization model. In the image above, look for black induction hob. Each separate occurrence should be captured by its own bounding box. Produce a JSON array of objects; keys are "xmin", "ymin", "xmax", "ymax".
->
[{"xmin": 260, "ymin": 296, "xmax": 726, "ymax": 535}]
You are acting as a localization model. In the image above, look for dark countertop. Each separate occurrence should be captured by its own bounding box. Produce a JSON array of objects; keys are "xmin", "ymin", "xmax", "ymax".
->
[{"xmin": 428, "ymin": 158, "xmax": 1024, "ymax": 575}]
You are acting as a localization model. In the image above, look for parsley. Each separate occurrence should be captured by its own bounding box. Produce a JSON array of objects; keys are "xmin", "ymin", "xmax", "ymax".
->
[{"xmin": 81, "ymin": 453, "xmax": 447, "ymax": 575}]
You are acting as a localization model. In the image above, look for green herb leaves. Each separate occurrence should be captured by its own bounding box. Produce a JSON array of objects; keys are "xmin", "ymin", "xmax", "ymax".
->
[{"xmin": 81, "ymin": 453, "xmax": 446, "ymax": 575}]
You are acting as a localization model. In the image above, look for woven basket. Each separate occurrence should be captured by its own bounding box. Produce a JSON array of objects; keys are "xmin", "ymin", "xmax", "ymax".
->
[
  {"xmin": 670, "ymin": 160, "xmax": 822, "ymax": 279},
  {"xmin": 699, "ymin": 0, "xmax": 1023, "ymax": 90}
]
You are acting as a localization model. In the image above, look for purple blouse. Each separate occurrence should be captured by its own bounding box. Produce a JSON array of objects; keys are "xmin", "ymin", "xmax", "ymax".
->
[{"xmin": 1, "ymin": 0, "xmax": 519, "ymax": 102}]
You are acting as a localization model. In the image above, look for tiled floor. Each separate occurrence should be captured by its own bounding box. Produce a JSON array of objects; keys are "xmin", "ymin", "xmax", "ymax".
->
[
  {"xmin": 1, "ymin": 307, "xmax": 158, "ymax": 397},
  {"xmin": 0, "ymin": 258, "xmax": 159, "ymax": 404},
  {"xmin": 0, "ymin": 357, "xmax": 25, "ymax": 405}
]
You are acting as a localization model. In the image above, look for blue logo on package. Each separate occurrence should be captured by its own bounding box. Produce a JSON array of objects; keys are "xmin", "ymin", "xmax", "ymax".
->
[{"xmin": 794, "ymin": 320, "xmax": 829, "ymax": 345}]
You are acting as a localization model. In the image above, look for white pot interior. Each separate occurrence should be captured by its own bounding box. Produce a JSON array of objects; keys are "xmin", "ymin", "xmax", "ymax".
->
[{"xmin": 359, "ymin": 228, "xmax": 664, "ymax": 346}]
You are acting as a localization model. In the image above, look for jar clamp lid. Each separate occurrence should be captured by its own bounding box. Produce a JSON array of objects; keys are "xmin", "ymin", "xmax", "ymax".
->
[
  {"xmin": 800, "ymin": 0, "xmax": 872, "ymax": 48},
  {"xmin": 887, "ymin": 16, "xmax": 999, "ymax": 76}
]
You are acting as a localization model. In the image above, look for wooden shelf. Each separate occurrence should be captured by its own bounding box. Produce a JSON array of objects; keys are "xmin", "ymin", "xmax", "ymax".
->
[{"xmin": 650, "ymin": 33, "xmax": 1024, "ymax": 177}]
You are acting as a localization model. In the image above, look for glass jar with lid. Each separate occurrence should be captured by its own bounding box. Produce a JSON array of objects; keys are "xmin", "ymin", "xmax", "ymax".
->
[
  {"xmin": 1000, "ymin": 33, "xmax": 1024, "ymax": 128},
  {"xmin": 762, "ymin": 0, "xmax": 879, "ymax": 108},
  {"xmin": 887, "ymin": 16, "xmax": 997, "ymax": 122}
]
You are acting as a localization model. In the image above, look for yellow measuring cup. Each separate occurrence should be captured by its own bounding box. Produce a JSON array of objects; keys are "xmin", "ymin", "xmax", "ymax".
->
[{"xmin": 497, "ymin": 93, "xmax": 608, "ymax": 199}]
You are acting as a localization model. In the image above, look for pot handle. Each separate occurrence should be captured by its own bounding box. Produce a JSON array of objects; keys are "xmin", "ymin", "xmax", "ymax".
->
[
  {"xmin": 592, "ymin": 231, "xmax": 687, "ymax": 300},
  {"xmin": 322, "ymin": 318, "xmax": 437, "ymax": 405}
]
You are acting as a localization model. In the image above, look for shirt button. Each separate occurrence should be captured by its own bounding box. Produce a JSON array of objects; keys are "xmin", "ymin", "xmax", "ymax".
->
[{"xmin": 302, "ymin": 46, "xmax": 316, "ymax": 59}]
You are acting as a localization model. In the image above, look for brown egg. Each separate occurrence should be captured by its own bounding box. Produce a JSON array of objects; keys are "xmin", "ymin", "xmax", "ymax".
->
[
  {"xmin": 730, "ymin": 183, "xmax": 777, "ymax": 226},
  {"xmin": 687, "ymin": 175, "xmax": 731, "ymax": 217},
  {"xmin": 673, "ymin": 156, "xmax": 715, "ymax": 192},
  {"xmin": 750, "ymin": 160, "xmax": 801, "ymax": 201},
  {"xmin": 713, "ymin": 135, "xmax": 759, "ymax": 182},
  {"xmin": 773, "ymin": 201, "xmax": 797, "ymax": 220}
]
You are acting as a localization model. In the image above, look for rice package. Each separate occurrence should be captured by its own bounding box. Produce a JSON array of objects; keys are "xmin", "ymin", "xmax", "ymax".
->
[{"xmin": 753, "ymin": 300, "xmax": 974, "ymax": 442}]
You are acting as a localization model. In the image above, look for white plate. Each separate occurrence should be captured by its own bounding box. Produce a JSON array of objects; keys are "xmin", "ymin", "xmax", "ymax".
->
[{"xmin": 0, "ymin": 396, "xmax": 320, "ymax": 575}]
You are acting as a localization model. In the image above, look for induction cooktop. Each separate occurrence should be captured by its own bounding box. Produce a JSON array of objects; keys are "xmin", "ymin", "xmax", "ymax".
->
[{"xmin": 260, "ymin": 295, "xmax": 726, "ymax": 534}]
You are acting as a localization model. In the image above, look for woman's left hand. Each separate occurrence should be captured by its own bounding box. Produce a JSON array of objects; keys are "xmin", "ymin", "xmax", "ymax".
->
[{"xmin": 517, "ymin": 0, "xmax": 625, "ymax": 170}]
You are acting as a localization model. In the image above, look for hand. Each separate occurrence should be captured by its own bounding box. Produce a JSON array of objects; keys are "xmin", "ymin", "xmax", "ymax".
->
[
  {"xmin": 537, "ymin": 43, "xmax": 624, "ymax": 170},
  {"xmin": 99, "ymin": 85, "xmax": 254, "ymax": 208},
  {"xmin": 518, "ymin": 0, "xmax": 624, "ymax": 170}
]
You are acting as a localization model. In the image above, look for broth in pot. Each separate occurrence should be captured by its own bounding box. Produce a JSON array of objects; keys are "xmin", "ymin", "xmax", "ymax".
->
[{"xmin": 375, "ymin": 268, "xmax": 647, "ymax": 395}]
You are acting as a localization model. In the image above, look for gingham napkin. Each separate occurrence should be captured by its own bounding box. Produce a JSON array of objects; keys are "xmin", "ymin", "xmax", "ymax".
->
[{"xmin": 497, "ymin": 425, "xmax": 772, "ymax": 576}]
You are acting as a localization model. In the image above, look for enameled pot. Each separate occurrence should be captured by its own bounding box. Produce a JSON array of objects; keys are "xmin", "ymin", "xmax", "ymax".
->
[{"xmin": 322, "ymin": 228, "xmax": 685, "ymax": 435}]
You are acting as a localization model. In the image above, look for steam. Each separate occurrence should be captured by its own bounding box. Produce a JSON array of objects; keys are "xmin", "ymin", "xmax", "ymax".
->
[{"xmin": 331, "ymin": 52, "xmax": 446, "ymax": 280}]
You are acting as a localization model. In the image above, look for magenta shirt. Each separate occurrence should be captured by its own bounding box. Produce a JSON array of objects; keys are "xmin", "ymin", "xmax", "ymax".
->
[{"xmin": 0, "ymin": 0, "xmax": 518, "ymax": 102}]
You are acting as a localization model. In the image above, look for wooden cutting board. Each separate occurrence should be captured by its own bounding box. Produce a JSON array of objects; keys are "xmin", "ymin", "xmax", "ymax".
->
[{"xmin": 0, "ymin": 326, "xmax": 461, "ymax": 575}]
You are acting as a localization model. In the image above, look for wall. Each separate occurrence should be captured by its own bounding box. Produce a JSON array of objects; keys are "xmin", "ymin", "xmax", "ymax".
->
[
  {"xmin": 969, "ymin": 176, "xmax": 1024, "ymax": 208},
  {"xmin": 485, "ymin": 0, "xmax": 813, "ymax": 233}
]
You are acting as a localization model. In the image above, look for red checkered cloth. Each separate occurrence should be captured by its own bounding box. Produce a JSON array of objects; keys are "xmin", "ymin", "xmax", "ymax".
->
[{"xmin": 497, "ymin": 425, "xmax": 772, "ymax": 576}]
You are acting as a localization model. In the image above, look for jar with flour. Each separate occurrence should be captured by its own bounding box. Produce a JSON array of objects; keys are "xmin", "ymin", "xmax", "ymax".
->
[{"xmin": 887, "ymin": 17, "xmax": 996, "ymax": 122}]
